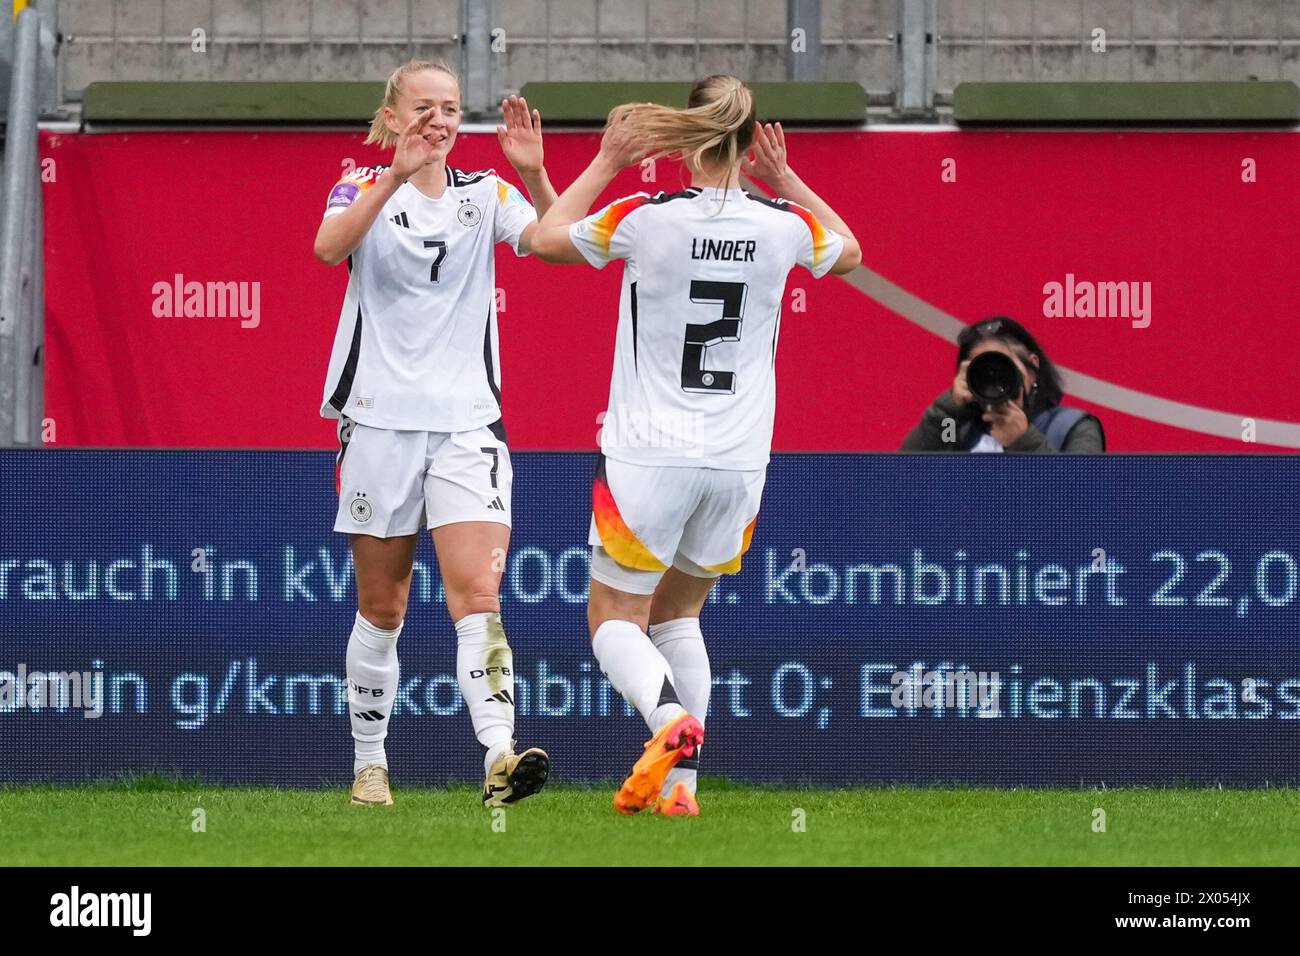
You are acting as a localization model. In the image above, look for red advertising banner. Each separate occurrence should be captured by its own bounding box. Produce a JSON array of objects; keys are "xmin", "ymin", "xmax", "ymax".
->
[{"xmin": 40, "ymin": 129, "xmax": 1299, "ymax": 451}]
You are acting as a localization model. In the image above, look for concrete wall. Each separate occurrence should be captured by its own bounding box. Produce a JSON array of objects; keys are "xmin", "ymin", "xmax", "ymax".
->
[
  {"xmin": 54, "ymin": 1, "xmax": 1300, "ymax": 107},
  {"xmin": 936, "ymin": 0, "xmax": 1300, "ymax": 90},
  {"xmin": 56, "ymin": 0, "xmax": 888, "ymax": 99}
]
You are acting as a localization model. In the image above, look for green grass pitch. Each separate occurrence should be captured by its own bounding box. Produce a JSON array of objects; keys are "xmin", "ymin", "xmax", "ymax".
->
[{"xmin": 2, "ymin": 779, "xmax": 1298, "ymax": 866}]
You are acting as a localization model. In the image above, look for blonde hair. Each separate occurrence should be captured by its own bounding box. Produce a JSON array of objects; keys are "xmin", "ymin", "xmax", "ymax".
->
[
  {"xmin": 610, "ymin": 74, "xmax": 755, "ymax": 174},
  {"xmin": 365, "ymin": 59, "xmax": 460, "ymax": 149}
]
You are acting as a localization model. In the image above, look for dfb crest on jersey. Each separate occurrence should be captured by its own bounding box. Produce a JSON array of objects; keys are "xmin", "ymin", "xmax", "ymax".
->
[
  {"xmin": 457, "ymin": 200, "xmax": 482, "ymax": 227},
  {"xmin": 350, "ymin": 492, "xmax": 373, "ymax": 524}
]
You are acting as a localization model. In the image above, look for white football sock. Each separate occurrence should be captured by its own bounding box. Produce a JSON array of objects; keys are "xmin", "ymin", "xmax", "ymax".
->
[
  {"xmin": 591, "ymin": 618, "xmax": 684, "ymax": 733},
  {"xmin": 455, "ymin": 612, "xmax": 516, "ymax": 775},
  {"xmin": 346, "ymin": 612, "xmax": 402, "ymax": 775},
  {"xmin": 651, "ymin": 617, "xmax": 710, "ymax": 797}
]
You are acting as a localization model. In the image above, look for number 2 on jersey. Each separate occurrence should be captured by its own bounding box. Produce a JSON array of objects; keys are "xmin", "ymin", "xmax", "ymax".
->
[{"xmin": 682, "ymin": 280, "xmax": 747, "ymax": 394}]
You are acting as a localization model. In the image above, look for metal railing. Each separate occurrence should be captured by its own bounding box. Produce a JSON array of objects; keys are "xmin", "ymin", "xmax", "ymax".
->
[{"xmin": 0, "ymin": 4, "xmax": 45, "ymax": 447}]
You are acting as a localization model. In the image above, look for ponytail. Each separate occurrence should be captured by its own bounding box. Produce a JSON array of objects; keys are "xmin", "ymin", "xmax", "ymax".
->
[{"xmin": 611, "ymin": 74, "xmax": 755, "ymax": 175}]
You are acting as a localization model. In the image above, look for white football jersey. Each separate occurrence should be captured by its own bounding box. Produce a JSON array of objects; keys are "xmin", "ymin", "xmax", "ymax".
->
[
  {"xmin": 319, "ymin": 164, "xmax": 536, "ymax": 434},
  {"xmin": 569, "ymin": 187, "xmax": 844, "ymax": 469}
]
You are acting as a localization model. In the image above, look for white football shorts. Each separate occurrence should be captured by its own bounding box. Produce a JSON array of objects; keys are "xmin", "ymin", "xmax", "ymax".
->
[
  {"xmin": 589, "ymin": 454, "xmax": 764, "ymax": 594},
  {"xmin": 334, "ymin": 417, "xmax": 511, "ymax": 537}
]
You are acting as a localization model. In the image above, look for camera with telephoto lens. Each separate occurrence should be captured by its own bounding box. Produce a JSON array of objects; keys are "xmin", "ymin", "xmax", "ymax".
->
[{"xmin": 965, "ymin": 351, "xmax": 1022, "ymax": 407}]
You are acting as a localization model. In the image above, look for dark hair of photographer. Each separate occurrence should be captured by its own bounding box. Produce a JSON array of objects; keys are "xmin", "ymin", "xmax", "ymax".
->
[{"xmin": 899, "ymin": 316, "xmax": 1106, "ymax": 453}]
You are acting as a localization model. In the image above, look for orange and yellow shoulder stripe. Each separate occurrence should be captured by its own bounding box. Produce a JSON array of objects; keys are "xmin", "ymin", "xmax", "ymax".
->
[
  {"xmin": 784, "ymin": 201, "xmax": 836, "ymax": 270},
  {"xmin": 587, "ymin": 194, "xmax": 652, "ymax": 257}
]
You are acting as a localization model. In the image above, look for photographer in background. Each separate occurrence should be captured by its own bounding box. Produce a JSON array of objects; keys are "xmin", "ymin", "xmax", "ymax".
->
[{"xmin": 900, "ymin": 317, "xmax": 1105, "ymax": 453}]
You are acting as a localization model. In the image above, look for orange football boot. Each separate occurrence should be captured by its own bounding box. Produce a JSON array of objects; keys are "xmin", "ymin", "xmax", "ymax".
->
[
  {"xmin": 653, "ymin": 781, "xmax": 700, "ymax": 817},
  {"xmin": 613, "ymin": 713, "xmax": 704, "ymax": 815}
]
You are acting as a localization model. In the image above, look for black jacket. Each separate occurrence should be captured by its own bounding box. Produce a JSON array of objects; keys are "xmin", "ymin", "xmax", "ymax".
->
[{"xmin": 899, "ymin": 390, "xmax": 1106, "ymax": 453}]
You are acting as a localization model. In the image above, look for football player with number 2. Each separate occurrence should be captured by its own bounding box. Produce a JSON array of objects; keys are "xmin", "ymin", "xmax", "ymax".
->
[{"xmin": 531, "ymin": 75, "xmax": 861, "ymax": 816}]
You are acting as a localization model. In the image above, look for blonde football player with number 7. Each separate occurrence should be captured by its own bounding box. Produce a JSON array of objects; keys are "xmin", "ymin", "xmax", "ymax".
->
[
  {"xmin": 313, "ymin": 60, "xmax": 559, "ymax": 809},
  {"xmin": 529, "ymin": 76, "xmax": 861, "ymax": 816}
]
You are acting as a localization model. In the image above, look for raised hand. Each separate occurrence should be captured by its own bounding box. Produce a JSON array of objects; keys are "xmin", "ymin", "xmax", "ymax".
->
[
  {"xmin": 952, "ymin": 359, "xmax": 974, "ymax": 406},
  {"xmin": 745, "ymin": 121, "xmax": 792, "ymax": 191},
  {"xmin": 983, "ymin": 400, "xmax": 1031, "ymax": 447},
  {"xmin": 597, "ymin": 105, "xmax": 651, "ymax": 170},
  {"xmin": 497, "ymin": 95, "xmax": 544, "ymax": 175},
  {"xmin": 390, "ymin": 109, "xmax": 440, "ymax": 180}
]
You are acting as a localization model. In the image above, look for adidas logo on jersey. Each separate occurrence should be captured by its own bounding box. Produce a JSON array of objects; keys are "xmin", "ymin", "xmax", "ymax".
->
[
  {"xmin": 487, "ymin": 496, "xmax": 505, "ymax": 511},
  {"xmin": 390, "ymin": 211, "xmax": 410, "ymax": 228},
  {"xmin": 484, "ymin": 690, "xmax": 514, "ymax": 705}
]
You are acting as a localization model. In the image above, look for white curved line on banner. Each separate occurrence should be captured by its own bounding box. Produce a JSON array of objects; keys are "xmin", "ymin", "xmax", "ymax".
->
[{"xmin": 840, "ymin": 264, "xmax": 1300, "ymax": 449}]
